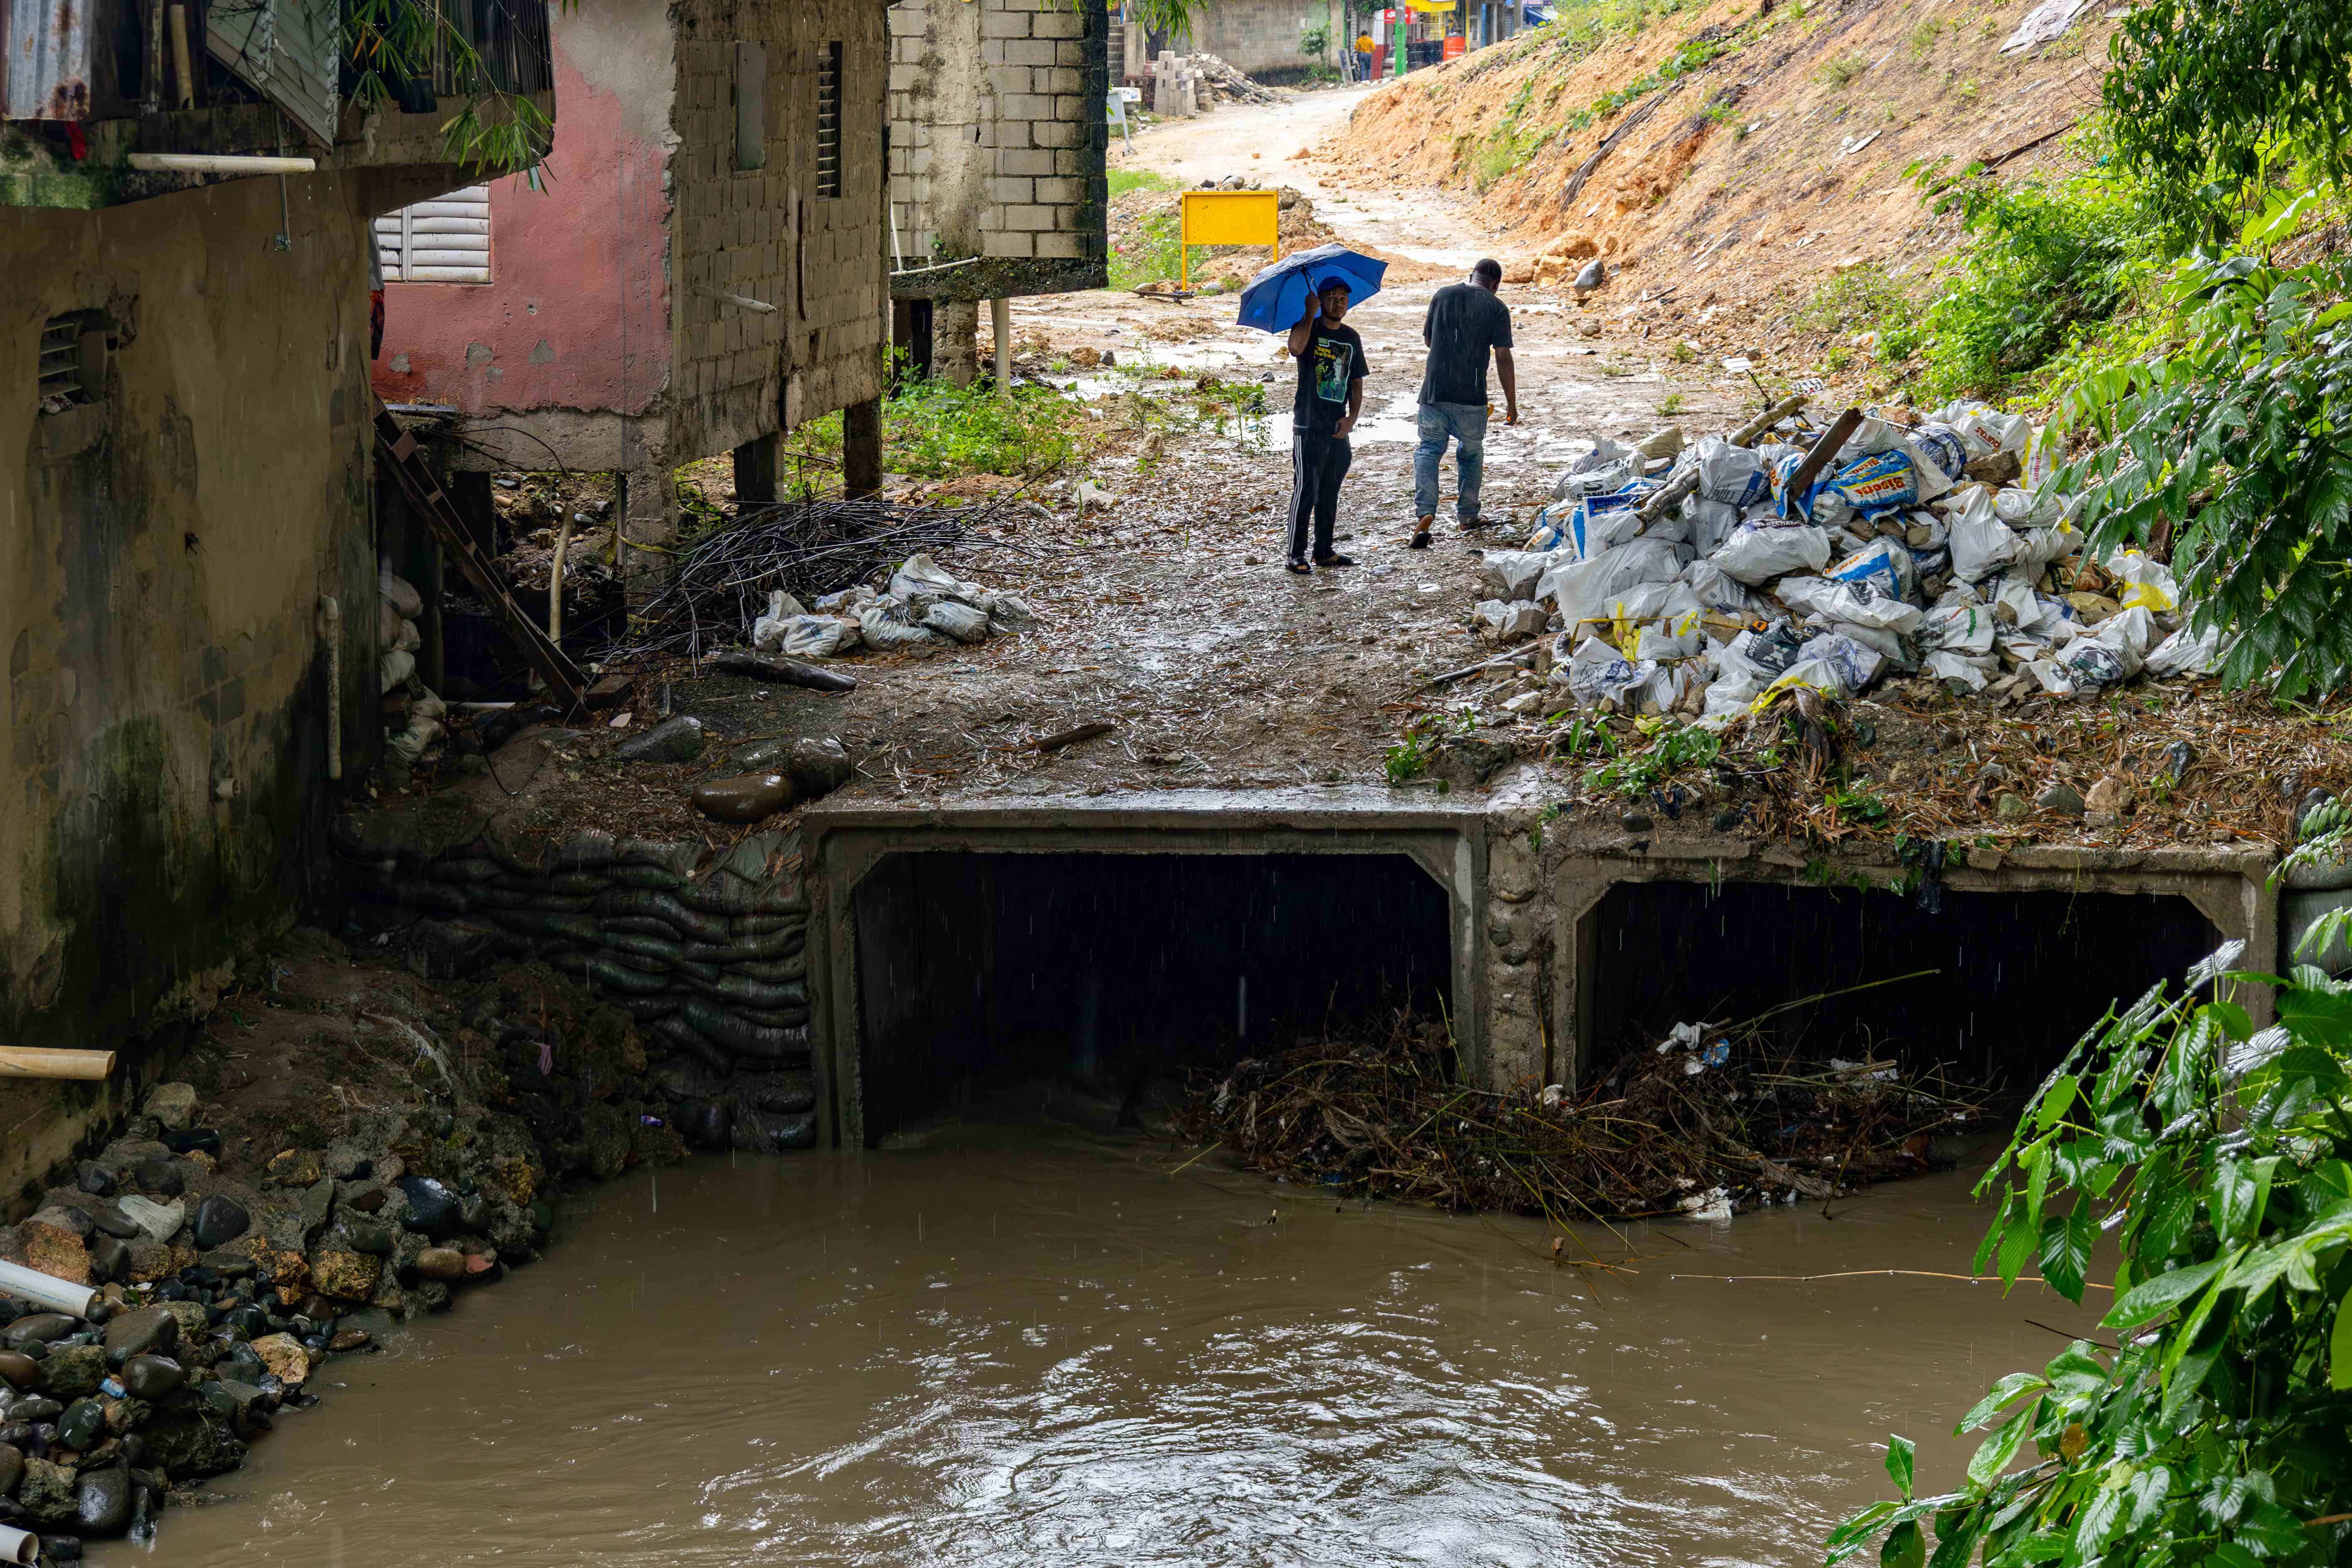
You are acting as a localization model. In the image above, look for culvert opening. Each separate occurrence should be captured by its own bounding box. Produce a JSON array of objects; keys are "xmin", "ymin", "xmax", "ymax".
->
[
  {"xmin": 1583, "ymin": 881, "xmax": 2220, "ymax": 1091},
  {"xmin": 853, "ymin": 852, "xmax": 1453, "ymax": 1145}
]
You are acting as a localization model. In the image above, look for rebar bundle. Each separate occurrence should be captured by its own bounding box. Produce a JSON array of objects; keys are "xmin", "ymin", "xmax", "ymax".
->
[{"xmin": 602, "ymin": 492, "xmax": 1023, "ymax": 663}]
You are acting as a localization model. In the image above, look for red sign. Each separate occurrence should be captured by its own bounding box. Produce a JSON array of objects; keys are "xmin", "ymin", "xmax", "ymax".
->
[{"xmin": 1382, "ymin": 7, "xmax": 1395, "ymax": 18}]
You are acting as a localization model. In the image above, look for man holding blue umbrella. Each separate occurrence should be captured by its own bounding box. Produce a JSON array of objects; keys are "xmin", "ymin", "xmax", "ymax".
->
[{"xmin": 1280, "ymin": 276, "xmax": 1369, "ymax": 574}]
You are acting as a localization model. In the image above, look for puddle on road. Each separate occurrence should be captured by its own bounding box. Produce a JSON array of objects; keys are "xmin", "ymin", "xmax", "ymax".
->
[{"xmin": 160, "ymin": 1127, "xmax": 2093, "ymax": 1567}]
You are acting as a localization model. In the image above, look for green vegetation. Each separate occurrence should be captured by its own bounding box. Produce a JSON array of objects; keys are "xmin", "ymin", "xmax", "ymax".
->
[
  {"xmin": 1828, "ymin": 941, "xmax": 2352, "ymax": 1568},
  {"xmin": 1108, "ymin": 169, "xmax": 1178, "ymax": 200},
  {"xmin": 1567, "ymin": 25, "xmax": 1749, "ymax": 131},
  {"xmin": 789, "ymin": 373, "xmax": 1084, "ymax": 481},
  {"xmin": 1109, "ymin": 204, "xmax": 1184, "ymax": 290},
  {"xmin": 1585, "ymin": 721, "xmax": 1717, "ymax": 796},
  {"xmin": 346, "ymin": 0, "xmax": 550, "ymax": 174},
  {"xmin": 1656, "ymin": 391, "xmax": 1688, "ymax": 415},
  {"xmin": 1815, "ymin": 50, "xmax": 1870, "ymax": 89}
]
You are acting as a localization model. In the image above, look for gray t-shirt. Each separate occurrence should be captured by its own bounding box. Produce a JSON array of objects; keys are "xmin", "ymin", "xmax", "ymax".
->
[{"xmin": 1417, "ymin": 283, "xmax": 1513, "ymax": 406}]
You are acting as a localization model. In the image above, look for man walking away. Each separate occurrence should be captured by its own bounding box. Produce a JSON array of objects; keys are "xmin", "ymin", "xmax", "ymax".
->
[
  {"xmin": 1283, "ymin": 278, "xmax": 1369, "ymax": 574},
  {"xmin": 1410, "ymin": 258, "xmax": 1517, "ymax": 548}
]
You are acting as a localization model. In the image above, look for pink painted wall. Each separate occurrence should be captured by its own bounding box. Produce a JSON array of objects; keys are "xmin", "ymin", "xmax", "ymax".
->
[{"xmin": 371, "ymin": 18, "xmax": 671, "ymax": 418}]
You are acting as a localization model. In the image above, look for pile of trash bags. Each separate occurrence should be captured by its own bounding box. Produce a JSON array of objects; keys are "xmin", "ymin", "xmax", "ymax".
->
[
  {"xmin": 378, "ymin": 561, "xmax": 447, "ymax": 768},
  {"xmin": 1472, "ymin": 400, "xmax": 2232, "ymax": 723},
  {"xmin": 747, "ymin": 553, "xmax": 1034, "ymax": 659}
]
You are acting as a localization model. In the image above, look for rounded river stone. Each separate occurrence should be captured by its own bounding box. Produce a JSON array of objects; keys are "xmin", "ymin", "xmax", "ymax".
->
[
  {"xmin": 76, "ymin": 1463, "xmax": 133, "ymax": 1536},
  {"xmin": 123, "ymin": 1356, "xmax": 183, "ymax": 1401},
  {"xmin": 397, "ymin": 1176, "xmax": 459, "ymax": 1238},
  {"xmin": 191, "ymin": 1194, "xmax": 251, "ymax": 1249},
  {"xmin": 56, "ymin": 1398, "xmax": 103, "ymax": 1451},
  {"xmin": 689, "ymin": 772, "xmax": 794, "ymax": 823},
  {"xmin": 614, "ymin": 714, "xmax": 706, "ymax": 764},
  {"xmin": 0, "ymin": 1351, "xmax": 40, "ymax": 1390}
]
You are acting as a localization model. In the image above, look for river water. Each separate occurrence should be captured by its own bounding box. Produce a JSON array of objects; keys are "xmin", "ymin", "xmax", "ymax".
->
[{"xmin": 159, "ymin": 1122, "xmax": 2094, "ymax": 1567}]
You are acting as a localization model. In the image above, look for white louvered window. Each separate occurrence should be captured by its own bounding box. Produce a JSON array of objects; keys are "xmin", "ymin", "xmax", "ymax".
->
[{"xmin": 374, "ymin": 186, "xmax": 494, "ymax": 284}]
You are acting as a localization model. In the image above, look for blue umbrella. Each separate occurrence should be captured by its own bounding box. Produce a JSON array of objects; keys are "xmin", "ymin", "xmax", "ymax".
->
[{"xmin": 1234, "ymin": 244, "xmax": 1389, "ymax": 333}]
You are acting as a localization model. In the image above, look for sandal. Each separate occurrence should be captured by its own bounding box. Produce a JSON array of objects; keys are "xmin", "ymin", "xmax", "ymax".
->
[
  {"xmin": 1284, "ymin": 558, "xmax": 1312, "ymax": 575},
  {"xmin": 1408, "ymin": 529, "xmax": 1431, "ymax": 550},
  {"xmin": 1313, "ymin": 553, "xmax": 1356, "ymax": 568}
]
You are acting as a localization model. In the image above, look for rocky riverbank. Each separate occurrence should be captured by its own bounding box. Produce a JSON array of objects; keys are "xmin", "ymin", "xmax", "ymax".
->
[{"xmin": 0, "ymin": 927, "xmax": 813, "ymax": 1564}]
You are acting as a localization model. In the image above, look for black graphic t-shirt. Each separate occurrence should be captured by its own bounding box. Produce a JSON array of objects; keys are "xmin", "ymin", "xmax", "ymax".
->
[{"xmin": 1292, "ymin": 320, "xmax": 1369, "ymax": 436}]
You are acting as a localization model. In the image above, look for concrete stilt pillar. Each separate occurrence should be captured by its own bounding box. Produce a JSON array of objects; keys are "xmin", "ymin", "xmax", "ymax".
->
[
  {"xmin": 935, "ymin": 298, "xmax": 980, "ymax": 388},
  {"xmin": 990, "ymin": 297, "xmax": 1012, "ymax": 403},
  {"xmin": 843, "ymin": 397, "xmax": 883, "ymax": 497},
  {"xmin": 617, "ymin": 465, "xmax": 676, "ymax": 593}
]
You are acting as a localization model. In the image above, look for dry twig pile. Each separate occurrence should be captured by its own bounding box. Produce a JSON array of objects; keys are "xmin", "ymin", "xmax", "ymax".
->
[{"xmin": 1182, "ymin": 1003, "xmax": 1986, "ymax": 1224}]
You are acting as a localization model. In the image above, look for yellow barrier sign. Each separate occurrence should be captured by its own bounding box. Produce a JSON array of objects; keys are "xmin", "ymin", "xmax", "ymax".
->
[{"xmin": 1178, "ymin": 189, "xmax": 1279, "ymax": 290}]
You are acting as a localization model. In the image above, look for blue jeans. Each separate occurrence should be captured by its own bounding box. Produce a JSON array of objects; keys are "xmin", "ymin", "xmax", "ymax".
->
[{"xmin": 1414, "ymin": 401, "xmax": 1487, "ymax": 523}]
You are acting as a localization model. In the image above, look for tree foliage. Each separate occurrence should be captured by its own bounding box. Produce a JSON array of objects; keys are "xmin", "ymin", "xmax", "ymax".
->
[
  {"xmin": 2057, "ymin": 239, "xmax": 2352, "ymax": 698},
  {"xmin": 1827, "ymin": 939, "xmax": 2352, "ymax": 1568},
  {"xmin": 2104, "ymin": 0, "xmax": 2352, "ymax": 244}
]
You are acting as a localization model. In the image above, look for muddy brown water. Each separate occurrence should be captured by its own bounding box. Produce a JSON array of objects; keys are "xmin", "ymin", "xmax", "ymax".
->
[{"xmin": 158, "ymin": 1122, "xmax": 2096, "ymax": 1566}]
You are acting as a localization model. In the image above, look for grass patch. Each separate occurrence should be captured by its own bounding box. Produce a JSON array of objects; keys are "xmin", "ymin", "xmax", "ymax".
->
[
  {"xmin": 1816, "ymin": 51, "xmax": 1870, "ymax": 88},
  {"xmin": 1109, "ymin": 204, "xmax": 1183, "ymax": 290},
  {"xmin": 1656, "ymin": 391, "xmax": 1688, "ymax": 415},
  {"xmin": 788, "ymin": 375, "xmax": 1087, "ymax": 481},
  {"xmin": 1108, "ymin": 168, "xmax": 1177, "ymax": 200}
]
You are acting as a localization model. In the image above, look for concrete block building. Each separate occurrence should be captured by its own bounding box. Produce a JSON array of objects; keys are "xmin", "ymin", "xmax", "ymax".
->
[
  {"xmin": 886, "ymin": 0, "xmax": 1108, "ymax": 383},
  {"xmin": 2, "ymin": 0, "xmax": 556, "ymax": 1199},
  {"xmin": 370, "ymin": 0, "xmax": 891, "ymax": 565}
]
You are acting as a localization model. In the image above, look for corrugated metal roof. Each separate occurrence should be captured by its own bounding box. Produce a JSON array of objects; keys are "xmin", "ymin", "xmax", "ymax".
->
[{"xmin": 1, "ymin": 0, "xmax": 94, "ymax": 121}]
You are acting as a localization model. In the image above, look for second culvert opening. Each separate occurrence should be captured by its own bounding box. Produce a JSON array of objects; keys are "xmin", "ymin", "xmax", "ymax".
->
[
  {"xmin": 853, "ymin": 852, "xmax": 1453, "ymax": 1146},
  {"xmin": 1581, "ymin": 879, "xmax": 2220, "ymax": 1091}
]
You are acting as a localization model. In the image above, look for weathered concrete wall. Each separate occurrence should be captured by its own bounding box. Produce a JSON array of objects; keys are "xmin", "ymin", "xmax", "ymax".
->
[
  {"xmin": 1182, "ymin": 0, "xmax": 1341, "ymax": 84},
  {"xmin": 371, "ymin": 6, "xmax": 676, "ymax": 436},
  {"xmin": 888, "ymin": 0, "xmax": 1110, "ymax": 302},
  {"xmin": 671, "ymin": 0, "xmax": 889, "ymax": 453},
  {"xmin": 0, "ymin": 171, "xmax": 383, "ymax": 1205}
]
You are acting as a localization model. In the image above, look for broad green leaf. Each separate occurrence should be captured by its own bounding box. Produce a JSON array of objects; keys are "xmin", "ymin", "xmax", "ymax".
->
[
  {"xmin": 1966, "ymin": 1409, "xmax": 2032, "ymax": 1488},
  {"xmin": 1957, "ymin": 1373, "xmax": 2048, "ymax": 1435},
  {"xmin": 2039, "ymin": 1202, "xmax": 2094, "ymax": 1303},
  {"xmin": 1886, "ymin": 1435, "xmax": 1916, "ymax": 1501},
  {"xmin": 2234, "ymin": 1502, "xmax": 2306, "ymax": 1558},
  {"xmin": 2208, "ymin": 1543, "xmax": 2263, "ymax": 1568},
  {"xmin": 2036, "ymin": 1075, "xmax": 2079, "ymax": 1133},
  {"xmin": 1881, "ymin": 1519, "xmax": 1924, "ymax": 1568},
  {"xmin": 2045, "ymin": 1346, "xmax": 2108, "ymax": 1404},
  {"xmin": 2209, "ymin": 1001, "xmax": 2254, "ymax": 1041},
  {"xmin": 2334, "ymin": 1283, "xmax": 2352, "ymax": 1391},
  {"xmin": 2104, "ymin": 1256, "xmax": 2227, "ymax": 1327}
]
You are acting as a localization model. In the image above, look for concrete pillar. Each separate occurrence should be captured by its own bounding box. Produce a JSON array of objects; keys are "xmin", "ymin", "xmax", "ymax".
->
[
  {"xmin": 990, "ymin": 297, "xmax": 1012, "ymax": 403},
  {"xmin": 843, "ymin": 398, "xmax": 884, "ymax": 498},
  {"xmin": 934, "ymin": 298, "xmax": 980, "ymax": 388},
  {"xmin": 617, "ymin": 465, "xmax": 676, "ymax": 592},
  {"xmin": 732, "ymin": 432, "xmax": 780, "ymax": 507},
  {"xmin": 446, "ymin": 470, "xmax": 499, "ymax": 560}
]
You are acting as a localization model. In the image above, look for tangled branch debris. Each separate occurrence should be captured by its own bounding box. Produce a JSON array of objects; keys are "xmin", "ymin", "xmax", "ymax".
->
[
  {"xmin": 602, "ymin": 492, "xmax": 1029, "ymax": 663},
  {"xmin": 1180, "ymin": 1000, "xmax": 1986, "ymax": 1224}
]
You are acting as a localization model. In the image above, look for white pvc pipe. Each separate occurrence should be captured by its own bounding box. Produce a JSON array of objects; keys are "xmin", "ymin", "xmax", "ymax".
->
[
  {"xmin": 694, "ymin": 286, "xmax": 777, "ymax": 314},
  {"xmin": 0, "ymin": 1257, "xmax": 97, "ymax": 1319},
  {"xmin": 128, "ymin": 152, "xmax": 316, "ymax": 174},
  {"xmin": 0, "ymin": 1523, "xmax": 38, "ymax": 1566},
  {"xmin": 319, "ymin": 595, "xmax": 343, "ymax": 781}
]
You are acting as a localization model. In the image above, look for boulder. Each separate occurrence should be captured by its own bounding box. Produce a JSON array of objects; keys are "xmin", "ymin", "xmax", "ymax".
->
[
  {"xmin": 40, "ymin": 1343, "xmax": 106, "ymax": 1399},
  {"xmin": 103, "ymin": 1305, "xmax": 178, "ymax": 1362},
  {"xmin": 16, "ymin": 1455, "xmax": 76, "ymax": 1526},
  {"xmin": 309, "ymin": 1251, "xmax": 382, "ymax": 1301},
  {"xmin": 75, "ymin": 1462, "xmax": 136, "ymax": 1536},
  {"xmin": 248, "ymin": 1332, "xmax": 310, "ymax": 1386},
  {"xmin": 190, "ymin": 1194, "xmax": 251, "ymax": 1250},
  {"xmin": 141, "ymin": 1083, "xmax": 200, "ymax": 1130},
  {"xmin": 123, "ymin": 1354, "xmax": 184, "ymax": 1400},
  {"xmin": 13, "ymin": 1216, "xmax": 90, "ymax": 1284}
]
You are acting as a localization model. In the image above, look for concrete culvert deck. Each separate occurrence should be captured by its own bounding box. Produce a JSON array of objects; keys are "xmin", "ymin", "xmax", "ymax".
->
[
  {"xmin": 849, "ymin": 852, "xmax": 1454, "ymax": 1145},
  {"xmin": 1578, "ymin": 880, "xmax": 2222, "ymax": 1090}
]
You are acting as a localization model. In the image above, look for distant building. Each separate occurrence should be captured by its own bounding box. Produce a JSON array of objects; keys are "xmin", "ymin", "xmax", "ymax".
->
[
  {"xmin": 1114, "ymin": 1, "xmax": 1519, "ymax": 85},
  {"xmin": 886, "ymin": 0, "xmax": 1110, "ymax": 384},
  {"xmin": 0, "ymin": 0, "xmax": 556, "ymax": 1190},
  {"xmin": 369, "ymin": 0, "xmax": 893, "ymax": 577}
]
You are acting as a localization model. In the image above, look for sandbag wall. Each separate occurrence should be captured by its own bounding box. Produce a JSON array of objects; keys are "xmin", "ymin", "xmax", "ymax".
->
[{"xmin": 334, "ymin": 823, "xmax": 820, "ymax": 1149}]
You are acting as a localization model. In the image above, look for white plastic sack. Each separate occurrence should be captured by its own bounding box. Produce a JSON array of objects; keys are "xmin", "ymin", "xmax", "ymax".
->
[
  {"xmin": 1905, "ymin": 425, "xmax": 1968, "ymax": 502},
  {"xmin": 989, "ymin": 595, "xmax": 1036, "ymax": 630},
  {"xmin": 858, "ymin": 603, "xmax": 947, "ymax": 651},
  {"xmin": 1684, "ymin": 496, "xmax": 1742, "ymax": 557},
  {"xmin": 1552, "ymin": 437, "xmax": 1639, "ymax": 501},
  {"xmin": 775, "ymin": 614, "xmax": 860, "ymax": 658},
  {"xmin": 1563, "ymin": 636, "xmax": 1662, "ymax": 711},
  {"xmin": 1681, "ymin": 558, "xmax": 1758, "ymax": 615},
  {"xmin": 2145, "ymin": 620, "xmax": 2232, "ymax": 677},
  {"xmin": 1924, "ymin": 649, "xmax": 1998, "ymax": 691},
  {"xmin": 2107, "ymin": 550, "xmax": 2181, "ymax": 614},
  {"xmin": 1776, "ymin": 575, "xmax": 1924, "ymax": 637},
  {"xmin": 2014, "ymin": 519, "xmax": 2082, "ymax": 573},
  {"xmin": 1599, "ymin": 581, "xmax": 1707, "ymax": 661},
  {"xmin": 1947, "ymin": 488, "xmax": 2020, "ymax": 581},
  {"xmin": 1711, "ymin": 523, "xmax": 1831, "ymax": 586},
  {"xmin": 393, "ymin": 616, "xmax": 422, "ymax": 654},
  {"xmin": 378, "ymin": 564, "xmax": 424, "ymax": 621},
  {"xmin": 379, "ymin": 648, "xmax": 415, "ymax": 693},
  {"xmin": 1828, "ymin": 538, "xmax": 1919, "ymax": 603},
  {"xmin": 1931, "ymin": 400, "xmax": 2034, "ymax": 459},
  {"xmin": 1472, "ymin": 598, "xmax": 1548, "ymax": 642},
  {"xmin": 1539, "ymin": 536, "xmax": 1687, "ymax": 632},
  {"xmin": 2055, "ymin": 606, "xmax": 2155, "ymax": 690},
  {"xmin": 1920, "ymin": 598, "xmax": 1997, "ymax": 655},
  {"xmin": 891, "ymin": 553, "xmax": 995, "ymax": 615},
  {"xmin": 751, "ymin": 589, "xmax": 812, "ymax": 651},
  {"xmin": 1795, "ymin": 633, "xmax": 1884, "ymax": 693},
  {"xmin": 923, "ymin": 601, "xmax": 993, "ymax": 644},
  {"xmin": 1993, "ymin": 486, "xmax": 2061, "ymax": 528},
  {"xmin": 1681, "ymin": 435, "xmax": 1770, "ymax": 507},
  {"xmin": 1479, "ymin": 550, "xmax": 1563, "ymax": 602}
]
